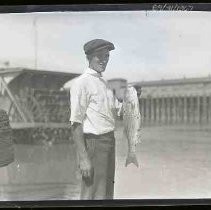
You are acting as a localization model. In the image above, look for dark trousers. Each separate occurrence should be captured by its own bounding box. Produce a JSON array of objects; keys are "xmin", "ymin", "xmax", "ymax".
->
[{"xmin": 80, "ymin": 131, "xmax": 115, "ymax": 200}]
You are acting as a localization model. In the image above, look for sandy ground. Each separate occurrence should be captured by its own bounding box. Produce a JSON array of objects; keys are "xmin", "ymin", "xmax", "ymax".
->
[{"xmin": 1, "ymin": 123, "xmax": 211, "ymax": 200}]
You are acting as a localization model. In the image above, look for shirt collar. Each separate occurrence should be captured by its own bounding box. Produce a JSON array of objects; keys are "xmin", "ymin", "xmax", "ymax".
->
[{"xmin": 84, "ymin": 68, "xmax": 102, "ymax": 78}]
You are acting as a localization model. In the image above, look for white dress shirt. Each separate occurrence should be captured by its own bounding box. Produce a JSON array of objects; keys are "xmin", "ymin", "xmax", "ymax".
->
[{"xmin": 70, "ymin": 68, "xmax": 121, "ymax": 135}]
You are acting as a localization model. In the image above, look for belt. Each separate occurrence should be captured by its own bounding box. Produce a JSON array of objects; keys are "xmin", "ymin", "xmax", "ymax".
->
[{"xmin": 84, "ymin": 131, "xmax": 114, "ymax": 139}]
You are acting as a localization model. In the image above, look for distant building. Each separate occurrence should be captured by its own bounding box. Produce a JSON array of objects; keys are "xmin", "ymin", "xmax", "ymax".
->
[
  {"xmin": 0, "ymin": 67, "xmax": 79, "ymax": 124},
  {"xmin": 108, "ymin": 77, "xmax": 211, "ymax": 126}
]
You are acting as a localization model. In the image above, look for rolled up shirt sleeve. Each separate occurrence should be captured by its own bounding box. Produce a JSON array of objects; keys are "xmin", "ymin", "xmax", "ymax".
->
[{"xmin": 69, "ymin": 79, "xmax": 89, "ymax": 125}]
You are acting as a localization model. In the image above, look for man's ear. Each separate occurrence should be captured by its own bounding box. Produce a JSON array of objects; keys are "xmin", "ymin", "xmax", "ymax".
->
[{"xmin": 86, "ymin": 53, "xmax": 95, "ymax": 62}]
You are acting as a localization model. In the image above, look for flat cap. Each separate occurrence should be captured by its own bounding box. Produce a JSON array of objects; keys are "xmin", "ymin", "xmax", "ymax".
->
[{"xmin": 84, "ymin": 39, "xmax": 115, "ymax": 55}]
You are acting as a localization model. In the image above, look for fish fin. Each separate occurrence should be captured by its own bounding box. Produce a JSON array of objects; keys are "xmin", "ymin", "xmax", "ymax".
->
[{"xmin": 125, "ymin": 153, "xmax": 139, "ymax": 168}]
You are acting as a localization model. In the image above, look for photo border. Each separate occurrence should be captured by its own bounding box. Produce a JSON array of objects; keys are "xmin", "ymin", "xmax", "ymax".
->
[{"xmin": 0, "ymin": 3, "xmax": 211, "ymax": 208}]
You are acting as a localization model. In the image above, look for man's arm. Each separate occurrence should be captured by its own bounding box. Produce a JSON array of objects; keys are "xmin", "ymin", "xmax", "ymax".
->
[
  {"xmin": 71, "ymin": 122, "xmax": 92, "ymax": 178},
  {"xmin": 69, "ymin": 79, "xmax": 91, "ymax": 178}
]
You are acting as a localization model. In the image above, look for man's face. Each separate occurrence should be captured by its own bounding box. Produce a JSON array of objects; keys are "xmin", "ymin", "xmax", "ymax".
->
[{"xmin": 88, "ymin": 48, "xmax": 110, "ymax": 73}]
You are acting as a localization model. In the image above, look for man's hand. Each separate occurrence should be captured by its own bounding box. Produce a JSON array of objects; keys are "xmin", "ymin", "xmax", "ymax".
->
[
  {"xmin": 71, "ymin": 122, "xmax": 94, "ymax": 183},
  {"xmin": 79, "ymin": 157, "xmax": 92, "ymax": 178},
  {"xmin": 125, "ymin": 152, "xmax": 139, "ymax": 168},
  {"xmin": 79, "ymin": 157, "xmax": 94, "ymax": 186}
]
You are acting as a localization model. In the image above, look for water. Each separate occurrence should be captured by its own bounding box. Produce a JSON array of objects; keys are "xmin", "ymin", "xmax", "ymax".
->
[
  {"xmin": 115, "ymin": 124, "xmax": 211, "ymax": 199},
  {"xmin": 0, "ymin": 143, "xmax": 80, "ymax": 201},
  {"xmin": 1, "ymin": 124, "xmax": 211, "ymax": 200}
]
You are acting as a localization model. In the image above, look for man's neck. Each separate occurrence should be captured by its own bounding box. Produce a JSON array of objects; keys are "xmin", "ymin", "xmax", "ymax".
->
[{"xmin": 86, "ymin": 67, "xmax": 103, "ymax": 77}]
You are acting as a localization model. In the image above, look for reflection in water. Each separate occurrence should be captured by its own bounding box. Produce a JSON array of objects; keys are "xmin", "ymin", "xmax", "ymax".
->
[{"xmin": 1, "ymin": 142, "xmax": 80, "ymax": 201}]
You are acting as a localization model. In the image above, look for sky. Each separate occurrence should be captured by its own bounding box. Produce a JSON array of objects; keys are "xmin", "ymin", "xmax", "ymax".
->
[{"xmin": 0, "ymin": 11, "xmax": 211, "ymax": 82}]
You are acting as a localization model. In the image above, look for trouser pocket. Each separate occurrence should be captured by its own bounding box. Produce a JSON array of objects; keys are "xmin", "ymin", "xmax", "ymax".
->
[{"xmin": 84, "ymin": 138, "xmax": 96, "ymax": 159}]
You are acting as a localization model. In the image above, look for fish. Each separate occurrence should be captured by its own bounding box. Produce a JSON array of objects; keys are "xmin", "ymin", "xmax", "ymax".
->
[{"xmin": 122, "ymin": 85, "xmax": 141, "ymax": 167}]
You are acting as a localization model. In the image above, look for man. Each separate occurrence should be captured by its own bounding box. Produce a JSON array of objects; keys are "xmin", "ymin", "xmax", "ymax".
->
[{"xmin": 70, "ymin": 39, "xmax": 119, "ymax": 200}]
